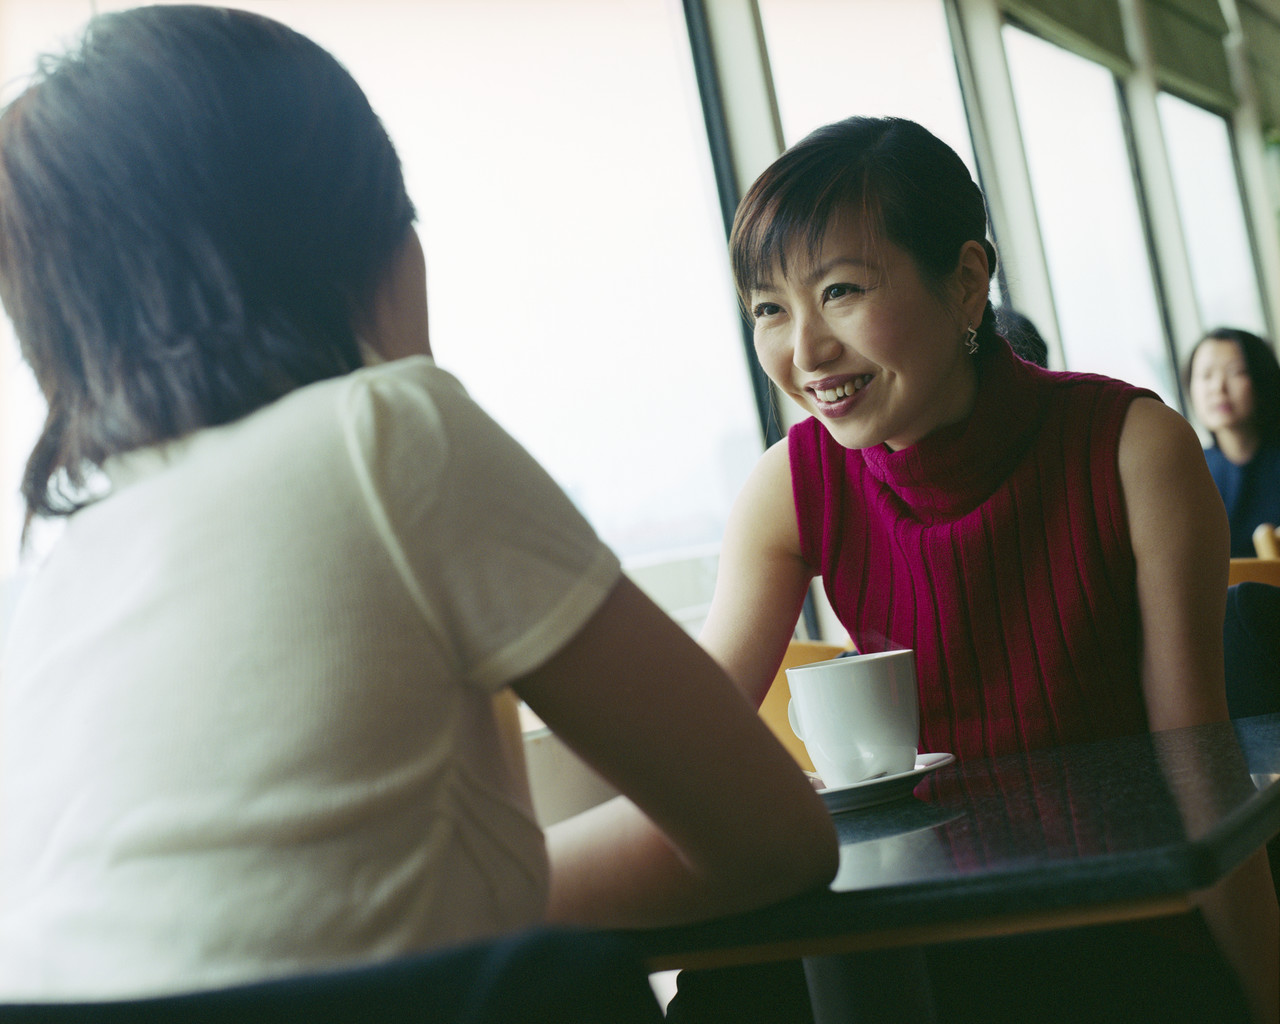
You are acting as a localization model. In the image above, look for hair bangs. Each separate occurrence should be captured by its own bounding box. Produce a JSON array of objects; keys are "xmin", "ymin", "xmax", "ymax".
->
[{"xmin": 730, "ymin": 151, "xmax": 877, "ymax": 311}]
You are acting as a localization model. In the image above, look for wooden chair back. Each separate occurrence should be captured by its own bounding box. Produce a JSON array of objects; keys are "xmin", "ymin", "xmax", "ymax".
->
[
  {"xmin": 1253, "ymin": 523, "xmax": 1280, "ymax": 560},
  {"xmin": 1228, "ymin": 558, "xmax": 1280, "ymax": 587},
  {"xmin": 758, "ymin": 639, "xmax": 853, "ymax": 773}
]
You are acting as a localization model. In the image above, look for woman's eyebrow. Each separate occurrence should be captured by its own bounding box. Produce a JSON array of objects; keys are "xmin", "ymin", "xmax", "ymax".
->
[
  {"xmin": 752, "ymin": 257, "xmax": 873, "ymax": 296},
  {"xmin": 799, "ymin": 257, "xmax": 872, "ymax": 288}
]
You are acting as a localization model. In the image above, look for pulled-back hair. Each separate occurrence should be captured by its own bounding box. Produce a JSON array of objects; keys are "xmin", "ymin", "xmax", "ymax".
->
[
  {"xmin": 729, "ymin": 116, "xmax": 998, "ymax": 347},
  {"xmin": 0, "ymin": 4, "xmax": 415, "ymax": 527},
  {"xmin": 1185, "ymin": 327, "xmax": 1280, "ymax": 446}
]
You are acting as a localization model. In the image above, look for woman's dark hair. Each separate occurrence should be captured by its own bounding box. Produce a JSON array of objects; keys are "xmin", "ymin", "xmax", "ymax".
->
[
  {"xmin": 1183, "ymin": 327, "xmax": 1280, "ymax": 446},
  {"xmin": 0, "ymin": 4, "xmax": 415, "ymax": 527},
  {"xmin": 995, "ymin": 307, "xmax": 1050, "ymax": 368},
  {"xmin": 729, "ymin": 116, "xmax": 999, "ymax": 349}
]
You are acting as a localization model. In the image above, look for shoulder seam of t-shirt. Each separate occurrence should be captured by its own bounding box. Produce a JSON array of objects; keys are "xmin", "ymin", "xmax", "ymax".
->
[
  {"xmin": 336, "ymin": 361, "xmax": 459, "ymax": 667},
  {"xmin": 466, "ymin": 544, "xmax": 621, "ymax": 691}
]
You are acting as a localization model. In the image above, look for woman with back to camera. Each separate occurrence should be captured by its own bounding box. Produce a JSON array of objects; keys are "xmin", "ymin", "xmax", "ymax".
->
[
  {"xmin": 0, "ymin": 5, "xmax": 837, "ymax": 1001},
  {"xmin": 1185, "ymin": 327, "xmax": 1280, "ymax": 557},
  {"xmin": 678, "ymin": 116, "xmax": 1276, "ymax": 1023}
]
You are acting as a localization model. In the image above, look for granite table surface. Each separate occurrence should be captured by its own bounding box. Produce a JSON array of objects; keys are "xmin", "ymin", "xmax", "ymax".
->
[{"xmin": 630, "ymin": 713, "xmax": 1280, "ymax": 965}]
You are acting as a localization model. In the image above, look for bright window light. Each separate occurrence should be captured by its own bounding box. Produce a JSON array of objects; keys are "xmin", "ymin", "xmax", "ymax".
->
[
  {"xmin": 758, "ymin": 0, "xmax": 974, "ymax": 171},
  {"xmin": 1003, "ymin": 25, "xmax": 1177, "ymax": 402},
  {"xmin": 1157, "ymin": 91, "xmax": 1267, "ymax": 337}
]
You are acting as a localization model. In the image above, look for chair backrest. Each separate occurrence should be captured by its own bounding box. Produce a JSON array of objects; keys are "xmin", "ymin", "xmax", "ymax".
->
[
  {"xmin": 1253, "ymin": 523, "xmax": 1280, "ymax": 559},
  {"xmin": 1229, "ymin": 558, "xmax": 1280, "ymax": 587},
  {"xmin": 758, "ymin": 639, "xmax": 853, "ymax": 773},
  {"xmin": 1224, "ymin": 581, "xmax": 1280, "ymax": 719},
  {"xmin": 0, "ymin": 929, "xmax": 665, "ymax": 1024}
]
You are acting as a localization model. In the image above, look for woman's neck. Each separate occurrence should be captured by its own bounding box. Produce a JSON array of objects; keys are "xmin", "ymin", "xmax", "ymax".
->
[{"xmin": 1216, "ymin": 426, "xmax": 1260, "ymax": 466}]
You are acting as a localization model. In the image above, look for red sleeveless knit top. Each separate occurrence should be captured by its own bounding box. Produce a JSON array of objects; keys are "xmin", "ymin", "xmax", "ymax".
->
[{"xmin": 789, "ymin": 341, "xmax": 1157, "ymax": 762}]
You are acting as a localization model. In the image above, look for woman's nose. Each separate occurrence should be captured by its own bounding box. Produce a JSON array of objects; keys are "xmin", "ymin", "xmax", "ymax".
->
[{"xmin": 792, "ymin": 313, "xmax": 841, "ymax": 372}]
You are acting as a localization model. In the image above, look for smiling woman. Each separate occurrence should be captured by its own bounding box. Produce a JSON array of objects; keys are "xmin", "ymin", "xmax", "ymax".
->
[
  {"xmin": 712, "ymin": 113, "xmax": 1216, "ymax": 772},
  {"xmin": 684, "ymin": 115, "xmax": 1278, "ymax": 1024}
]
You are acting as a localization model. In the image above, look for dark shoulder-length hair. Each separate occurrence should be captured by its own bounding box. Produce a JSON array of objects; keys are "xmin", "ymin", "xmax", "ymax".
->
[
  {"xmin": 0, "ymin": 4, "xmax": 415, "ymax": 528},
  {"xmin": 729, "ymin": 116, "xmax": 999, "ymax": 349},
  {"xmin": 1184, "ymin": 327, "xmax": 1280, "ymax": 446}
]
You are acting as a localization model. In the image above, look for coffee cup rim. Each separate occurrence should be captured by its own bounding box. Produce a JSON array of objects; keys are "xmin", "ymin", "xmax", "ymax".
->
[{"xmin": 786, "ymin": 649, "xmax": 913, "ymax": 675}]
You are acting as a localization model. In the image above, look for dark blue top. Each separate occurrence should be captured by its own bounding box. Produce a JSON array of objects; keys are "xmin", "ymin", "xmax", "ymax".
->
[{"xmin": 1204, "ymin": 442, "xmax": 1280, "ymax": 556}]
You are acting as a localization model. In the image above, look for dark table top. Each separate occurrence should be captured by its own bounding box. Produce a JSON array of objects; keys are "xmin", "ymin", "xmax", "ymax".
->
[{"xmin": 631, "ymin": 714, "xmax": 1280, "ymax": 969}]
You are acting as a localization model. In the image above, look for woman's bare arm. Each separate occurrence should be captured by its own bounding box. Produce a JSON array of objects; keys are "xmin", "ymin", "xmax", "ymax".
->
[
  {"xmin": 698, "ymin": 439, "xmax": 815, "ymax": 705},
  {"xmin": 513, "ymin": 574, "xmax": 838, "ymax": 931},
  {"xmin": 1118, "ymin": 397, "xmax": 1229, "ymax": 729},
  {"xmin": 1119, "ymin": 397, "xmax": 1278, "ymax": 1023}
]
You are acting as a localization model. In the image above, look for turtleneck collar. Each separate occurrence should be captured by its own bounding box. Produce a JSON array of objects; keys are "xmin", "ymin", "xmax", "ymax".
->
[{"xmin": 859, "ymin": 339, "xmax": 1048, "ymax": 523}]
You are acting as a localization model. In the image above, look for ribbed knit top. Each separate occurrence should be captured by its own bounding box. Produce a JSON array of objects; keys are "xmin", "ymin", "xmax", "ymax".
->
[{"xmin": 790, "ymin": 341, "xmax": 1157, "ymax": 763}]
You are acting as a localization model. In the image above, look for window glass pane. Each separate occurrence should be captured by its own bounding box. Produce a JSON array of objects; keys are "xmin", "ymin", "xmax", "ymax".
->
[
  {"xmin": 336, "ymin": 0, "xmax": 761, "ymax": 567},
  {"xmin": 1156, "ymin": 91, "xmax": 1267, "ymax": 336},
  {"xmin": 4, "ymin": 2, "xmax": 762, "ymax": 615},
  {"xmin": 758, "ymin": 0, "xmax": 974, "ymax": 168},
  {"xmin": 1003, "ymin": 25, "xmax": 1177, "ymax": 402}
]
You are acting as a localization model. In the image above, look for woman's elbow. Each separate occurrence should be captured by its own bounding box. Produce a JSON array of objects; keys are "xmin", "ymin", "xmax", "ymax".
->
[{"xmin": 723, "ymin": 803, "xmax": 839, "ymax": 906}]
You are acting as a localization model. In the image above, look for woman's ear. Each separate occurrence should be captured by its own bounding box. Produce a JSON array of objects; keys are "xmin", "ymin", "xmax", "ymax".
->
[
  {"xmin": 952, "ymin": 239, "xmax": 990, "ymax": 324},
  {"xmin": 357, "ymin": 228, "xmax": 431, "ymax": 363}
]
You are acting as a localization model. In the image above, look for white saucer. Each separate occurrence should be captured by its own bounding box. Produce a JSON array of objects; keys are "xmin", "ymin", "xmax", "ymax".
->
[{"xmin": 818, "ymin": 753, "xmax": 956, "ymax": 814}]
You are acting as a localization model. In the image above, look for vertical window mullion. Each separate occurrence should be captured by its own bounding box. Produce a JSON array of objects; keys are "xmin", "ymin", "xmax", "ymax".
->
[{"xmin": 947, "ymin": 0, "xmax": 1064, "ymax": 366}]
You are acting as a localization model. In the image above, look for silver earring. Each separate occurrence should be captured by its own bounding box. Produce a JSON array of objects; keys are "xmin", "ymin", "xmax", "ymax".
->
[{"xmin": 964, "ymin": 322, "xmax": 979, "ymax": 355}]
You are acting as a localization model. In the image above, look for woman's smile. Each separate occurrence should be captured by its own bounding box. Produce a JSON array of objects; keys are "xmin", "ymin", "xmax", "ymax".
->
[{"xmin": 806, "ymin": 373, "xmax": 874, "ymax": 412}]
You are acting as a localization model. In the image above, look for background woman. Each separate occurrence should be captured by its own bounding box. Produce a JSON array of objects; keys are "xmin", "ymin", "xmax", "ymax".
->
[
  {"xmin": 690, "ymin": 116, "xmax": 1276, "ymax": 1023},
  {"xmin": 0, "ymin": 5, "xmax": 836, "ymax": 1001},
  {"xmin": 1185, "ymin": 326, "xmax": 1280, "ymax": 557}
]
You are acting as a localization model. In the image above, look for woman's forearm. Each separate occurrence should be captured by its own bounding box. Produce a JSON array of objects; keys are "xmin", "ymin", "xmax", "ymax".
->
[{"xmin": 544, "ymin": 794, "xmax": 835, "ymax": 930}]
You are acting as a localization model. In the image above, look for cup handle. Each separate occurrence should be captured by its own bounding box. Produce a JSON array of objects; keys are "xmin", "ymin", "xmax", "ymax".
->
[{"xmin": 787, "ymin": 698, "xmax": 805, "ymax": 741}]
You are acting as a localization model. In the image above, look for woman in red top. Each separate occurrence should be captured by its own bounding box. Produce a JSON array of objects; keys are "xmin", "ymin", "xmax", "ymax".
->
[{"xmin": 687, "ymin": 116, "xmax": 1276, "ymax": 1024}]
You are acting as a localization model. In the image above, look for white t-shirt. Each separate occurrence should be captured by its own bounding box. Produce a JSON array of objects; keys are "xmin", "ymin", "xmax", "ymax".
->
[{"xmin": 0, "ymin": 357, "xmax": 621, "ymax": 1000}]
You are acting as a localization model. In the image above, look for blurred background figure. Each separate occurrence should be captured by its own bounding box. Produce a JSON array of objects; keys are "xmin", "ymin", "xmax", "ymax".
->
[
  {"xmin": 995, "ymin": 306, "xmax": 1050, "ymax": 368},
  {"xmin": 1185, "ymin": 327, "xmax": 1280, "ymax": 557}
]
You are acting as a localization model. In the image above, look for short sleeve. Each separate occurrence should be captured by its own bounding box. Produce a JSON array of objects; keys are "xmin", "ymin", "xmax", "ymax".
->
[{"xmin": 338, "ymin": 358, "xmax": 621, "ymax": 690}]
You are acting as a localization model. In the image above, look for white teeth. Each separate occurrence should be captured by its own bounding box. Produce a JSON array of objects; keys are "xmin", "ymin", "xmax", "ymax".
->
[{"xmin": 815, "ymin": 377, "xmax": 869, "ymax": 402}]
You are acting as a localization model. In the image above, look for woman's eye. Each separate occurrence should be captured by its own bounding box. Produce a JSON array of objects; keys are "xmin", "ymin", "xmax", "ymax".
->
[
  {"xmin": 823, "ymin": 283, "xmax": 863, "ymax": 301},
  {"xmin": 752, "ymin": 302, "xmax": 782, "ymax": 320}
]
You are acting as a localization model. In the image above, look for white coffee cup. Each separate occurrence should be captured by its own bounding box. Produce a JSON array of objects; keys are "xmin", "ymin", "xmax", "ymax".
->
[{"xmin": 786, "ymin": 649, "xmax": 919, "ymax": 789}]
